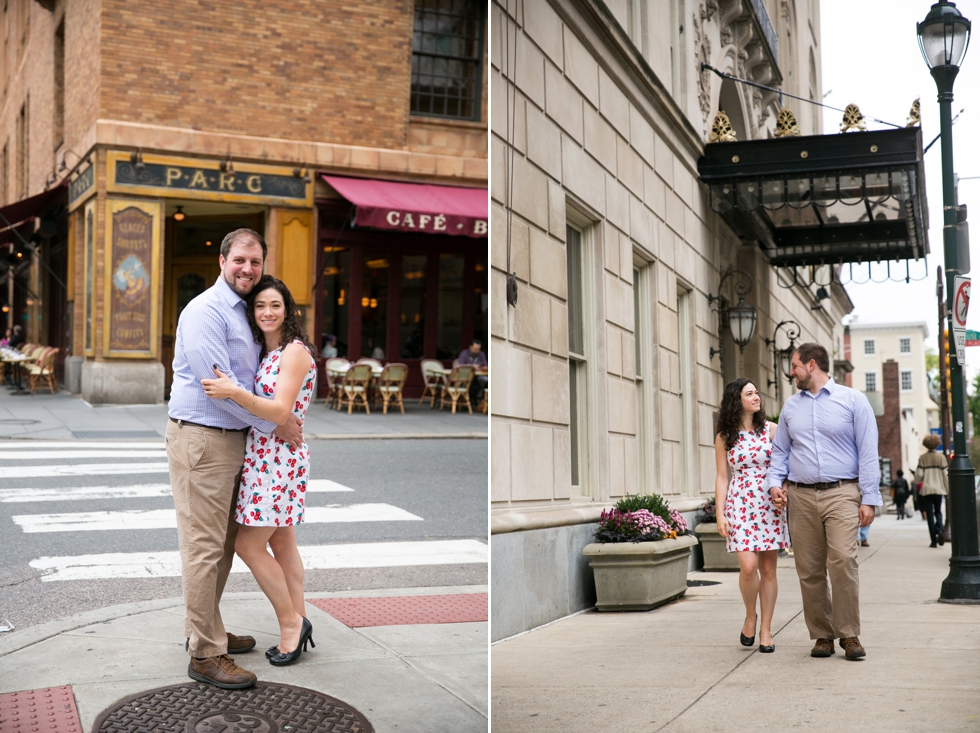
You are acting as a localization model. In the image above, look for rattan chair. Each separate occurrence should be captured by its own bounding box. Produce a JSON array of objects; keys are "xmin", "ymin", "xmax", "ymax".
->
[
  {"xmin": 419, "ymin": 359, "xmax": 446, "ymax": 407},
  {"xmin": 324, "ymin": 357, "xmax": 350, "ymax": 409},
  {"xmin": 440, "ymin": 365, "xmax": 476, "ymax": 414},
  {"xmin": 355, "ymin": 357, "xmax": 383, "ymax": 370},
  {"xmin": 374, "ymin": 363, "xmax": 408, "ymax": 414},
  {"xmin": 27, "ymin": 347, "xmax": 59, "ymax": 395},
  {"xmin": 339, "ymin": 363, "xmax": 373, "ymax": 414}
]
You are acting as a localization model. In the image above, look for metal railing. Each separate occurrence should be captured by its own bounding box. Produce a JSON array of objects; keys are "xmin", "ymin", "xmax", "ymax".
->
[{"xmin": 748, "ymin": 0, "xmax": 779, "ymax": 67}]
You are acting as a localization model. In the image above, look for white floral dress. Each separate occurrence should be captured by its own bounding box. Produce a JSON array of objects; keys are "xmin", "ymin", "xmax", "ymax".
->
[
  {"xmin": 724, "ymin": 425, "xmax": 789, "ymax": 553},
  {"xmin": 235, "ymin": 341, "xmax": 316, "ymax": 527}
]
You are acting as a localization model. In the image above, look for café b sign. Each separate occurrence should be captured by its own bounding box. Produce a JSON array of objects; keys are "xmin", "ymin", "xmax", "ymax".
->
[{"xmin": 107, "ymin": 151, "xmax": 312, "ymax": 207}]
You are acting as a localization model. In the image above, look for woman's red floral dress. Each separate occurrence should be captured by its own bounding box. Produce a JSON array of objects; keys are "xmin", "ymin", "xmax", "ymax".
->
[
  {"xmin": 724, "ymin": 424, "xmax": 789, "ymax": 553},
  {"xmin": 234, "ymin": 340, "xmax": 316, "ymax": 528}
]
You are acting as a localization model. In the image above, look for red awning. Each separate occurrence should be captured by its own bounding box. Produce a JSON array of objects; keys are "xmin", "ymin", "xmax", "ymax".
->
[
  {"xmin": 0, "ymin": 183, "xmax": 67, "ymax": 247},
  {"xmin": 321, "ymin": 175, "xmax": 487, "ymax": 239}
]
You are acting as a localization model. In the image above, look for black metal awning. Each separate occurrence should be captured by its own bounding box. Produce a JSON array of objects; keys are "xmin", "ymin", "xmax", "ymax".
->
[{"xmin": 698, "ymin": 127, "xmax": 929, "ymax": 268}]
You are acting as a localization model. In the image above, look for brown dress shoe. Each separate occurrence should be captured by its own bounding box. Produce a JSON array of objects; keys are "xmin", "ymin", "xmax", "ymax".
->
[
  {"xmin": 810, "ymin": 638, "xmax": 836, "ymax": 657},
  {"xmin": 839, "ymin": 636, "xmax": 866, "ymax": 660},
  {"xmin": 188, "ymin": 654, "xmax": 257, "ymax": 689},
  {"xmin": 227, "ymin": 632, "xmax": 256, "ymax": 654}
]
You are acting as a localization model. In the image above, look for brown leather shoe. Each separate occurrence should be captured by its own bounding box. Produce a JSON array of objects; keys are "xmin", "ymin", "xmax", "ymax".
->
[
  {"xmin": 227, "ymin": 632, "xmax": 256, "ymax": 654},
  {"xmin": 810, "ymin": 638, "xmax": 835, "ymax": 657},
  {"xmin": 188, "ymin": 654, "xmax": 257, "ymax": 689},
  {"xmin": 839, "ymin": 636, "xmax": 866, "ymax": 660}
]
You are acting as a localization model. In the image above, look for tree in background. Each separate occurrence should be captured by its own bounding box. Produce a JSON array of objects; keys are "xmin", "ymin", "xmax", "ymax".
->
[
  {"xmin": 926, "ymin": 347, "xmax": 940, "ymax": 404},
  {"xmin": 969, "ymin": 373, "xmax": 980, "ymax": 439}
]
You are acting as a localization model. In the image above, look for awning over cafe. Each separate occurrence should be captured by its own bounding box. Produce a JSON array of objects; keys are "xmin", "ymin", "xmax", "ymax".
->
[
  {"xmin": 0, "ymin": 182, "xmax": 67, "ymax": 247},
  {"xmin": 321, "ymin": 175, "xmax": 488, "ymax": 239},
  {"xmin": 698, "ymin": 127, "xmax": 929, "ymax": 268}
]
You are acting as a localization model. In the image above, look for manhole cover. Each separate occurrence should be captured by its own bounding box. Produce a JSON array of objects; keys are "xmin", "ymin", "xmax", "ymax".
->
[
  {"xmin": 0, "ymin": 418, "xmax": 40, "ymax": 425},
  {"xmin": 91, "ymin": 682, "xmax": 373, "ymax": 733}
]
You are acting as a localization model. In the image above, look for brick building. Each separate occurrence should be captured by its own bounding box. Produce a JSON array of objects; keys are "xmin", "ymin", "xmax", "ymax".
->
[{"xmin": 3, "ymin": 0, "xmax": 488, "ymax": 402}]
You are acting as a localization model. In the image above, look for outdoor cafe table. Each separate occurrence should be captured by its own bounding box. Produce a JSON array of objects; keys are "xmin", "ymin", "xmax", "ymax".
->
[
  {"xmin": 327, "ymin": 362, "xmax": 384, "ymax": 410},
  {"xmin": 1, "ymin": 349, "xmax": 31, "ymax": 395}
]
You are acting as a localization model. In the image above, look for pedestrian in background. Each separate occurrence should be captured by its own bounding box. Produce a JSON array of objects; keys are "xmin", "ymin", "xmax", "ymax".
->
[
  {"xmin": 767, "ymin": 342, "xmax": 880, "ymax": 660},
  {"xmin": 914, "ymin": 434, "xmax": 948, "ymax": 548},
  {"xmin": 893, "ymin": 469, "xmax": 911, "ymax": 520},
  {"xmin": 714, "ymin": 378, "xmax": 787, "ymax": 654}
]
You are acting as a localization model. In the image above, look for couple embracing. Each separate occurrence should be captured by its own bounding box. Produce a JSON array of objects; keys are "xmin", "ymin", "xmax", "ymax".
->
[
  {"xmin": 166, "ymin": 228, "xmax": 318, "ymax": 689},
  {"xmin": 713, "ymin": 342, "xmax": 880, "ymax": 659}
]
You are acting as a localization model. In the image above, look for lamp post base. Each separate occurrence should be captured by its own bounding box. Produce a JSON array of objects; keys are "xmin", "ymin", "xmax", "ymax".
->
[{"xmin": 939, "ymin": 555, "xmax": 980, "ymax": 603}]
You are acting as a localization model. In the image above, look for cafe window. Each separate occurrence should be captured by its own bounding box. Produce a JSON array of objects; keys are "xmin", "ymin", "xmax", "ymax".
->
[
  {"xmin": 474, "ymin": 257, "xmax": 487, "ymax": 347},
  {"xmin": 321, "ymin": 248, "xmax": 350, "ymax": 359},
  {"xmin": 437, "ymin": 253, "xmax": 465, "ymax": 359},
  {"xmin": 410, "ymin": 0, "xmax": 484, "ymax": 120},
  {"xmin": 361, "ymin": 252, "xmax": 389, "ymax": 359},
  {"xmin": 400, "ymin": 254, "xmax": 427, "ymax": 359}
]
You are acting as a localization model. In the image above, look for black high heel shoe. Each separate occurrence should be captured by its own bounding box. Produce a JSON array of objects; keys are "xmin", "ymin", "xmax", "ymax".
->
[
  {"xmin": 269, "ymin": 617, "xmax": 315, "ymax": 666},
  {"xmin": 265, "ymin": 646, "xmax": 279, "ymax": 659},
  {"xmin": 759, "ymin": 642, "xmax": 775, "ymax": 653},
  {"xmin": 739, "ymin": 632, "xmax": 755, "ymax": 647}
]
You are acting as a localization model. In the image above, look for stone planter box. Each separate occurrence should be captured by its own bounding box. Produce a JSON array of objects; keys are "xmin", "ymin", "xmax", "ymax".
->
[
  {"xmin": 582, "ymin": 534, "xmax": 698, "ymax": 612},
  {"xmin": 694, "ymin": 522, "xmax": 740, "ymax": 571}
]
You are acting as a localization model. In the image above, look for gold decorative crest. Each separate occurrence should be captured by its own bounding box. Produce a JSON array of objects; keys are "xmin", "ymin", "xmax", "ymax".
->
[
  {"xmin": 907, "ymin": 98, "xmax": 920, "ymax": 127},
  {"xmin": 774, "ymin": 108, "xmax": 801, "ymax": 137},
  {"xmin": 709, "ymin": 110, "xmax": 737, "ymax": 142},
  {"xmin": 840, "ymin": 104, "xmax": 866, "ymax": 133}
]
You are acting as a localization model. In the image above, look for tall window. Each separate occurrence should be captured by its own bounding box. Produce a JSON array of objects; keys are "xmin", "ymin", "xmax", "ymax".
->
[
  {"xmin": 865, "ymin": 372, "xmax": 877, "ymax": 392},
  {"xmin": 53, "ymin": 20, "xmax": 64, "ymax": 149},
  {"xmin": 321, "ymin": 248, "xmax": 351, "ymax": 358},
  {"xmin": 863, "ymin": 339, "xmax": 875, "ymax": 356},
  {"xmin": 677, "ymin": 287, "xmax": 695, "ymax": 495},
  {"xmin": 361, "ymin": 253, "xmax": 389, "ymax": 359},
  {"xmin": 410, "ymin": 0, "xmax": 484, "ymax": 120},
  {"xmin": 399, "ymin": 254, "xmax": 427, "ymax": 359},
  {"xmin": 899, "ymin": 337, "xmax": 911, "ymax": 354},
  {"xmin": 436, "ymin": 253, "xmax": 464, "ymax": 359},
  {"xmin": 567, "ymin": 224, "xmax": 588, "ymax": 495},
  {"xmin": 474, "ymin": 257, "xmax": 487, "ymax": 347},
  {"xmin": 901, "ymin": 370, "xmax": 914, "ymax": 392},
  {"xmin": 633, "ymin": 260, "xmax": 656, "ymax": 492}
]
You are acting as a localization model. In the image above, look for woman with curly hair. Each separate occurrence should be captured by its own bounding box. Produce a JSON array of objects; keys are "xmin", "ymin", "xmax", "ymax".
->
[
  {"xmin": 714, "ymin": 378, "xmax": 788, "ymax": 653},
  {"xmin": 201, "ymin": 275, "xmax": 318, "ymax": 667}
]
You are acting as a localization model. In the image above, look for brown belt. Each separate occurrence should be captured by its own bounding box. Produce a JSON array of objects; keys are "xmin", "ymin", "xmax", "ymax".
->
[
  {"xmin": 790, "ymin": 479, "xmax": 858, "ymax": 490},
  {"xmin": 169, "ymin": 416, "xmax": 246, "ymax": 435}
]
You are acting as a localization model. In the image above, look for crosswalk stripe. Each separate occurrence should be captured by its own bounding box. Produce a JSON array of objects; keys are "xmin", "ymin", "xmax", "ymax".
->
[
  {"xmin": 13, "ymin": 503, "xmax": 422, "ymax": 532},
  {"xmin": 0, "ymin": 479, "xmax": 354, "ymax": 503},
  {"xmin": 1, "ymin": 462, "xmax": 170, "ymax": 478},
  {"xmin": 0, "ymin": 450, "xmax": 167, "ymax": 460},
  {"xmin": 0, "ymin": 441, "xmax": 164, "ymax": 449},
  {"xmin": 30, "ymin": 539, "xmax": 489, "ymax": 581}
]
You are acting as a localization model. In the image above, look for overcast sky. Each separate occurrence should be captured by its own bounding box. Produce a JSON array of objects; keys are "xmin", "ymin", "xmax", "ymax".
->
[{"xmin": 820, "ymin": 0, "xmax": 980, "ymax": 364}]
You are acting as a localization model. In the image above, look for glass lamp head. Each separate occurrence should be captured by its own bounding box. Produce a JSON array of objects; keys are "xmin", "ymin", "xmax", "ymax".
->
[
  {"xmin": 728, "ymin": 297, "xmax": 758, "ymax": 351},
  {"xmin": 918, "ymin": 1, "xmax": 971, "ymax": 69}
]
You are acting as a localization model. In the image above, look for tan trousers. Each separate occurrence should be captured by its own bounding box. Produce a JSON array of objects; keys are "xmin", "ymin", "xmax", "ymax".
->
[
  {"xmin": 787, "ymin": 481, "xmax": 862, "ymax": 639},
  {"xmin": 166, "ymin": 420, "xmax": 246, "ymax": 658}
]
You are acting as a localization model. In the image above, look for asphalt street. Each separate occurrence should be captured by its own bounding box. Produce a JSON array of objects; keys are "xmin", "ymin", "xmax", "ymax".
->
[{"xmin": 0, "ymin": 436, "xmax": 487, "ymax": 631}]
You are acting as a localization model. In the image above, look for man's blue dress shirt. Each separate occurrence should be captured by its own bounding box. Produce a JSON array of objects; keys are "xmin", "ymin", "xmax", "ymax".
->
[
  {"xmin": 765, "ymin": 378, "xmax": 881, "ymax": 506},
  {"xmin": 169, "ymin": 276, "xmax": 277, "ymax": 433}
]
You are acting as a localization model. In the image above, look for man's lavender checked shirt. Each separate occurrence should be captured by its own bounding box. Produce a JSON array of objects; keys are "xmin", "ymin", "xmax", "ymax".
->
[
  {"xmin": 765, "ymin": 378, "xmax": 882, "ymax": 506},
  {"xmin": 168, "ymin": 276, "xmax": 277, "ymax": 433}
]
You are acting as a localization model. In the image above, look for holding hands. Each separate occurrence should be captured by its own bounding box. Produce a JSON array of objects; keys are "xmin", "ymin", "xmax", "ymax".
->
[{"xmin": 770, "ymin": 485, "xmax": 787, "ymax": 510}]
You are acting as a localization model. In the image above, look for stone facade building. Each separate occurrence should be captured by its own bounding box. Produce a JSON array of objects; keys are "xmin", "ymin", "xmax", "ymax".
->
[
  {"xmin": 490, "ymin": 0, "xmax": 861, "ymax": 641},
  {"xmin": 3, "ymin": 0, "xmax": 488, "ymax": 402}
]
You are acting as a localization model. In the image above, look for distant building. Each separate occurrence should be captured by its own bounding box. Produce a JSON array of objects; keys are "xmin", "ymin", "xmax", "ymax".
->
[{"xmin": 847, "ymin": 321, "xmax": 939, "ymax": 475}]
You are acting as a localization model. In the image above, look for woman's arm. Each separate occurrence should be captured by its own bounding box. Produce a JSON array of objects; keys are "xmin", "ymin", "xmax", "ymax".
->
[
  {"xmin": 714, "ymin": 434, "xmax": 731, "ymax": 537},
  {"xmin": 201, "ymin": 343, "xmax": 311, "ymax": 426}
]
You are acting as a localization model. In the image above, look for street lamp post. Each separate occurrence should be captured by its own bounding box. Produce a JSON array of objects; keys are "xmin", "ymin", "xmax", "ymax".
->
[{"xmin": 918, "ymin": 0, "xmax": 980, "ymax": 601}]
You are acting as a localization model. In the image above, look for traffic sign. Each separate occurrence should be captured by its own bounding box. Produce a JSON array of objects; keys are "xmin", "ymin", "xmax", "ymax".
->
[
  {"xmin": 953, "ymin": 275, "xmax": 970, "ymax": 364},
  {"xmin": 966, "ymin": 329, "xmax": 980, "ymax": 347}
]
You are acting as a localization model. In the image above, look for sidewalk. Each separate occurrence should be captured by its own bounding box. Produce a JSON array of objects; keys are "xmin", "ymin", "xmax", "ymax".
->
[
  {"xmin": 0, "ymin": 387, "xmax": 487, "ymax": 440},
  {"xmin": 491, "ymin": 517, "xmax": 980, "ymax": 732},
  {"xmin": 0, "ymin": 586, "xmax": 488, "ymax": 732}
]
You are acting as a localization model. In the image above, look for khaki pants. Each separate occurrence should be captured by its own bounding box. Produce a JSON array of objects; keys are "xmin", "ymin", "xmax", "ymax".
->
[
  {"xmin": 166, "ymin": 420, "xmax": 246, "ymax": 658},
  {"xmin": 787, "ymin": 481, "xmax": 862, "ymax": 639}
]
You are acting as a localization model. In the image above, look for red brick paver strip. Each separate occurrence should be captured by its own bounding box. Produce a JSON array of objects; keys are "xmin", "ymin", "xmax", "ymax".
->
[
  {"xmin": 309, "ymin": 593, "xmax": 488, "ymax": 627},
  {"xmin": 0, "ymin": 686, "xmax": 82, "ymax": 733}
]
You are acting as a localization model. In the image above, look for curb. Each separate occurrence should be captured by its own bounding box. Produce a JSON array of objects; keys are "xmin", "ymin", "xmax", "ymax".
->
[{"xmin": 0, "ymin": 585, "xmax": 488, "ymax": 657}]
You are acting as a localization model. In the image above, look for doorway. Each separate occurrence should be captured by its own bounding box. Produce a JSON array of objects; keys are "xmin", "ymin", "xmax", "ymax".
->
[{"xmin": 162, "ymin": 205, "xmax": 264, "ymax": 396}]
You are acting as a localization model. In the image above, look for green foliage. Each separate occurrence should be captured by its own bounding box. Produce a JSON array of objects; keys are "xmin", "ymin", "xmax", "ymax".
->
[
  {"xmin": 925, "ymin": 347, "xmax": 940, "ymax": 399},
  {"xmin": 970, "ymin": 437, "xmax": 980, "ymax": 472},
  {"xmin": 969, "ymin": 373, "xmax": 980, "ymax": 436},
  {"xmin": 615, "ymin": 493, "xmax": 670, "ymax": 522}
]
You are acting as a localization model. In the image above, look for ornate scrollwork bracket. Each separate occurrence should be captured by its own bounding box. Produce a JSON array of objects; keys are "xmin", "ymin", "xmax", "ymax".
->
[
  {"xmin": 709, "ymin": 110, "xmax": 738, "ymax": 142},
  {"xmin": 840, "ymin": 103, "xmax": 867, "ymax": 133}
]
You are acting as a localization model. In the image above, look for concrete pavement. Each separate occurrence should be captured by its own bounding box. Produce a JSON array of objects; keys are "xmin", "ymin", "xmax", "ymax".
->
[
  {"xmin": 0, "ymin": 586, "xmax": 488, "ymax": 732},
  {"xmin": 491, "ymin": 515, "xmax": 980, "ymax": 732},
  {"xmin": 0, "ymin": 385, "xmax": 487, "ymax": 440}
]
